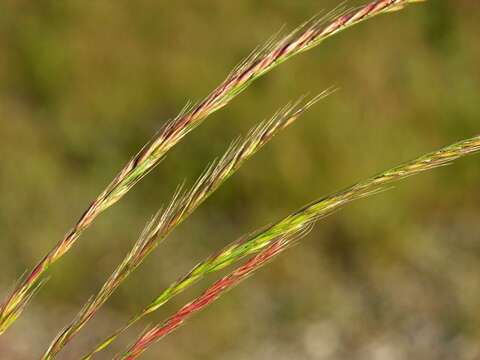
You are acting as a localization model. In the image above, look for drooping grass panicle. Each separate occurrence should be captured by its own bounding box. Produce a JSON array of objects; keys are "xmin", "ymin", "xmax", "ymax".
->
[
  {"xmin": 89, "ymin": 133, "xmax": 477, "ymax": 359},
  {"xmin": 0, "ymin": 0, "xmax": 424, "ymax": 334},
  {"xmin": 41, "ymin": 93, "xmax": 332, "ymax": 359}
]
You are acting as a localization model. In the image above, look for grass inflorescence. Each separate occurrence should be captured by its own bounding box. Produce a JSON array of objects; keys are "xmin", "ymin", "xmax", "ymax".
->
[
  {"xmin": 4, "ymin": 2, "xmax": 457, "ymax": 360},
  {"xmin": 0, "ymin": 0, "xmax": 424, "ymax": 335},
  {"xmin": 118, "ymin": 134, "xmax": 479, "ymax": 359},
  {"xmin": 41, "ymin": 93, "xmax": 333, "ymax": 359}
]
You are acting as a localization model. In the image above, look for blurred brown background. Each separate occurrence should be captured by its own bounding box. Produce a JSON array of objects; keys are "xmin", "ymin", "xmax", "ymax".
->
[{"xmin": 0, "ymin": 0, "xmax": 479, "ymax": 359}]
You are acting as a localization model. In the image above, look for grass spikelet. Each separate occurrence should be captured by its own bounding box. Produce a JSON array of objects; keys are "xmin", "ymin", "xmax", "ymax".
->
[
  {"xmin": 41, "ymin": 93, "xmax": 332, "ymax": 359},
  {"xmin": 120, "ymin": 238, "xmax": 295, "ymax": 360},
  {"xmin": 0, "ymin": 0, "xmax": 423, "ymax": 333},
  {"xmin": 91, "ymin": 134, "xmax": 477, "ymax": 359}
]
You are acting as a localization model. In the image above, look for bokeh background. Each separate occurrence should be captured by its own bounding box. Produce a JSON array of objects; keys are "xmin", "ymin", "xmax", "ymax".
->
[{"xmin": 1, "ymin": 0, "xmax": 479, "ymax": 359}]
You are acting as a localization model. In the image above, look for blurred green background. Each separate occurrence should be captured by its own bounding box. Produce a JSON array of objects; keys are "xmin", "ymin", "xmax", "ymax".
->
[{"xmin": 1, "ymin": 0, "xmax": 479, "ymax": 359}]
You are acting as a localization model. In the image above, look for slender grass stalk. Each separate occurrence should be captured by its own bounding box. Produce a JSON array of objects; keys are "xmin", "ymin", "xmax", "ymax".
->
[
  {"xmin": 94, "ymin": 134, "xmax": 478, "ymax": 359},
  {"xmin": 121, "ymin": 238, "xmax": 294, "ymax": 360},
  {"xmin": 41, "ymin": 93, "xmax": 332, "ymax": 359},
  {"xmin": 0, "ymin": 0, "xmax": 424, "ymax": 334}
]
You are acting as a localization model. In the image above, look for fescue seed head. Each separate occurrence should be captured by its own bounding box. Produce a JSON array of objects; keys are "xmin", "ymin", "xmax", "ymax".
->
[
  {"xmin": 42, "ymin": 93, "xmax": 332, "ymax": 359},
  {"xmin": 119, "ymin": 135, "xmax": 479, "ymax": 359},
  {"xmin": 1, "ymin": 0, "xmax": 426, "ymax": 348}
]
